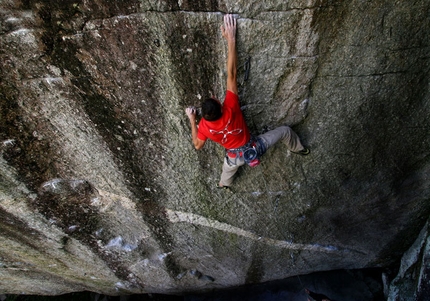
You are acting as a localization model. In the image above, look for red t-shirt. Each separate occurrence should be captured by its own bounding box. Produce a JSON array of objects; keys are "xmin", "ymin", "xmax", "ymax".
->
[{"xmin": 197, "ymin": 91, "xmax": 251, "ymax": 149}]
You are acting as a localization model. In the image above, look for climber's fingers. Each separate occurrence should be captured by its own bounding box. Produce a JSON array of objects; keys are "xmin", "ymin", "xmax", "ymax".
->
[{"xmin": 222, "ymin": 14, "xmax": 236, "ymax": 41}]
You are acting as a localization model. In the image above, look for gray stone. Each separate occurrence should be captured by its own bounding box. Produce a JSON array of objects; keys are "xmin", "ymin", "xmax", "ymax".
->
[
  {"xmin": 388, "ymin": 220, "xmax": 430, "ymax": 300},
  {"xmin": 0, "ymin": 0, "xmax": 429, "ymax": 296}
]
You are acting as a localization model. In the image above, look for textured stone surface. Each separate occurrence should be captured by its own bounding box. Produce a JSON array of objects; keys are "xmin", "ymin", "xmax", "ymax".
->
[
  {"xmin": 0, "ymin": 0, "xmax": 429, "ymax": 296},
  {"xmin": 388, "ymin": 220, "xmax": 430, "ymax": 300}
]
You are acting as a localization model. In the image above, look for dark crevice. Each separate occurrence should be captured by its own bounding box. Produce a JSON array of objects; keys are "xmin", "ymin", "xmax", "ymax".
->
[
  {"xmin": 245, "ymin": 244, "xmax": 265, "ymax": 284},
  {"xmin": 0, "ymin": 207, "xmax": 44, "ymax": 250}
]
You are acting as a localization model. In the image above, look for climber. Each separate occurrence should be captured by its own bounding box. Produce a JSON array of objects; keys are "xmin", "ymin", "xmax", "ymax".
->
[{"xmin": 185, "ymin": 14, "xmax": 309, "ymax": 189}]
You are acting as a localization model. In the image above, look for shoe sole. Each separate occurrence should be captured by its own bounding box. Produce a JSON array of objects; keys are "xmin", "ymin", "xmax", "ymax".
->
[{"xmin": 292, "ymin": 148, "xmax": 310, "ymax": 156}]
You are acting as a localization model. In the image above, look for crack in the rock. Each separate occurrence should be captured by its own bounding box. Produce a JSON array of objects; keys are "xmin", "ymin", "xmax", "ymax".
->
[{"xmin": 317, "ymin": 70, "xmax": 408, "ymax": 79}]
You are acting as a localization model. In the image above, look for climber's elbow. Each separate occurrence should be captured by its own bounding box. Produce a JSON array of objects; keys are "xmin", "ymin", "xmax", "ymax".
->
[{"xmin": 194, "ymin": 138, "xmax": 205, "ymax": 150}]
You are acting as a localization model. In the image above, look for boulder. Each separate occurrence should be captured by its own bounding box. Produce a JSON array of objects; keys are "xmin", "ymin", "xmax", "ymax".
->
[{"xmin": 0, "ymin": 0, "xmax": 429, "ymax": 296}]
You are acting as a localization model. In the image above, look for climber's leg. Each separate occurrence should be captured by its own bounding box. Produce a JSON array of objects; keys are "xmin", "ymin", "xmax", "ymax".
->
[
  {"xmin": 219, "ymin": 155, "xmax": 245, "ymax": 187},
  {"xmin": 258, "ymin": 126, "xmax": 305, "ymax": 153}
]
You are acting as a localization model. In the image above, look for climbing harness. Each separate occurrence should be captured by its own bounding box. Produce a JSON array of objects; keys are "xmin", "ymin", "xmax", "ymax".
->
[{"xmin": 226, "ymin": 136, "xmax": 267, "ymax": 167}]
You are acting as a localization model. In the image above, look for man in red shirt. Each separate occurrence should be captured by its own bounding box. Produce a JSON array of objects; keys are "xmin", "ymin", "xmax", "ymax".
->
[{"xmin": 185, "ymin": 14, "xmax": 309, "ymax": 188}]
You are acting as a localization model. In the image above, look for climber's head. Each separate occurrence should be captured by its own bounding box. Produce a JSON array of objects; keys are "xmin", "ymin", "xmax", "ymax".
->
[{"xmin": 201, "ymin": 98, "xmax": 222, "ymax": 121}]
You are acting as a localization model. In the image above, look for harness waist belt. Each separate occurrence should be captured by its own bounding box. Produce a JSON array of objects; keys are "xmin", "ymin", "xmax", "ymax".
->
[
  {"xmin": 226, "ymin": 139, "xmax": 253, "ymax": 153},
  {"xmin": 226, "ymin": 136, "xmax": 267, "ymax": 157}
]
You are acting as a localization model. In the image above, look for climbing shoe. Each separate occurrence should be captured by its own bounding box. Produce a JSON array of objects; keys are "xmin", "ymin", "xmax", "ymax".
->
[
  {"xmin": 216, "ymin": 183, "xmax": 233, "ymax": 192},
  {"xmin": 292, "ymin": 148, "xmax": 310, "ymax": 156}
]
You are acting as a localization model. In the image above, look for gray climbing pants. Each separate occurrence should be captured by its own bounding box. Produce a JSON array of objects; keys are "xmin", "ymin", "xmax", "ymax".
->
[{"xmin": 219, "ymin": 126, "xmax": 305, "ymax": 187}]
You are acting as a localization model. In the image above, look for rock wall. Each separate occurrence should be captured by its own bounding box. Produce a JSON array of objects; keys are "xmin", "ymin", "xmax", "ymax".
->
[
  {"xmin": 1, "ymin": 0, "xmax": 429, "ymax": 296},
  {"xmin": 388, "ymin": 219, "xmax": 430, "ymax": 300}
]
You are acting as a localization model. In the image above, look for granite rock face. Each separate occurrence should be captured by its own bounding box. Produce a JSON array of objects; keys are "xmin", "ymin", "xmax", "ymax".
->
[
  {"xmin": 1, "ymin": 0, "xmax": 429, "ymax": 296},
  {"xmin": 388, "ymin": 220, "xmax": 430, "ymax": 300}
]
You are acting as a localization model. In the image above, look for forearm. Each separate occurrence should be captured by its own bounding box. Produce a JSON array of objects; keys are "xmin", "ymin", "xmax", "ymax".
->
[
  {"xmin": 185, "ymin": 107, "xmax": 205, "ymax": 150},
  {"xmin": 189, "ymin": 118, "xmax": 201, "ymax": 149},
  {"xmin": 226, "ymin": 39, "xmax": 237, "ymax": 82}
]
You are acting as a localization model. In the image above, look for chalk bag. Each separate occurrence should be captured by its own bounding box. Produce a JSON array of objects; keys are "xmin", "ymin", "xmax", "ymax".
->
[{"xmin": 243, "ymin": 147, "xmax": 260, "ymax": 167}]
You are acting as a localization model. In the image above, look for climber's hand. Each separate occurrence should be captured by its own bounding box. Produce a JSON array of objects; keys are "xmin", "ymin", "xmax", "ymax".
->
[
  {"xmin": 185, "ymin": 107, "xmax": 196, "ymax": 120},
  {"xmin": 221, "ymin": 14, "xmax": 236, "ymax": 42}
]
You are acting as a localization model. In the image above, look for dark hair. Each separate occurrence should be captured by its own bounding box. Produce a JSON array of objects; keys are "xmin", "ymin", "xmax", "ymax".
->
[{"xmin": 201, "ymin": 98, "xmax": 222, "ymax": 121}]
